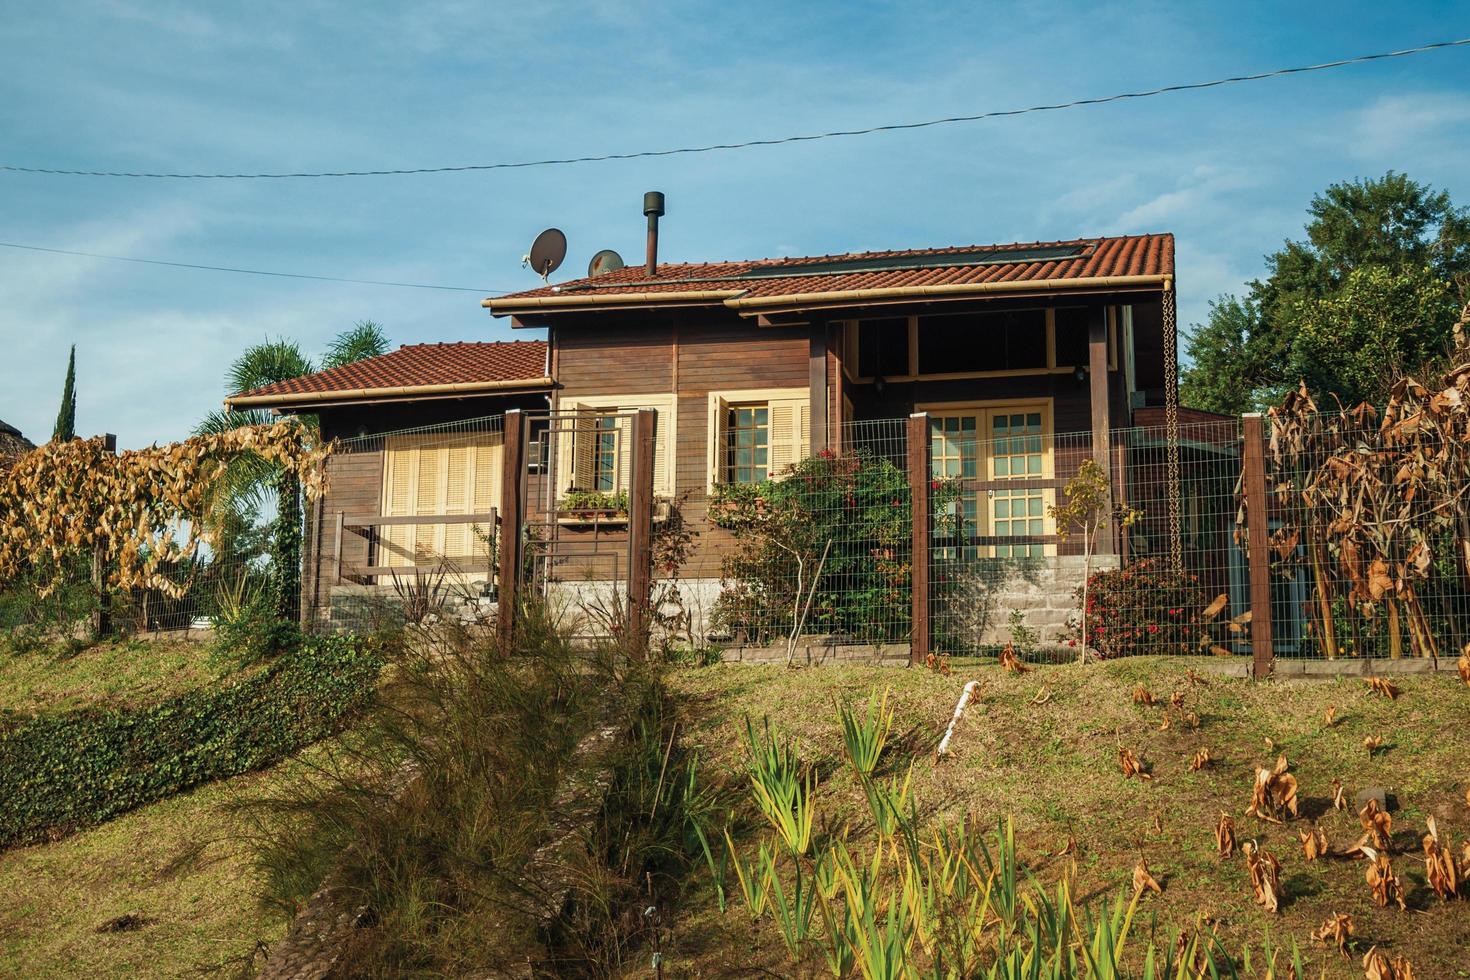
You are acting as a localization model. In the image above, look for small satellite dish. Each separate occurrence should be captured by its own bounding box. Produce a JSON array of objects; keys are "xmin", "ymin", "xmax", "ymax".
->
[
  {"xmin": 588, "ymin": 249, "xmax": 625, "ymax": 278},
  {"xmin": 526, "ymin": 228, "xmax": 567, "ymax": 281}
]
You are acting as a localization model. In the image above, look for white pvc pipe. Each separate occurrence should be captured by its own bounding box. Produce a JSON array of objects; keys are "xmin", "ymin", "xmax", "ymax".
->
[{"xmin": 936, "ymin": 680, "xmax": 981, "ymax": 758}]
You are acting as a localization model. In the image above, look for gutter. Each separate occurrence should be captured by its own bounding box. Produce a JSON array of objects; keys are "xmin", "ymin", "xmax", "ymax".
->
[
  {"xmin": 484, "ymin": 290, "xmax": 744, "ymax": 313},
  {"xmin": 225, "ymin": 376, "xmax": 555, "ymax": 409},
  {"xmin": 485, "ymin": 274, "xmax": 1171, "ymax": 318},
  {"xmin": 724, "ymin": 274, "xmax": 1173, "ymax": 312}
]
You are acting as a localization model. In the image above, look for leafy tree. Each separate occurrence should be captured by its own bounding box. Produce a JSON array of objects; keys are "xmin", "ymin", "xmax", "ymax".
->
[
  {"xmin": 51, "ymin": 345, "xmax": 76, "ymax": 442},
  {"xmin": 1289, "ymin": 265, "xmax": 1454, "ymax": 408},
  {"xmin": 196, "ymin": 325, "xmax": 391, "ymax": 621},
  {"xmin": 322, "ymin": 320, "xmax": 390, "ymax": 370},
  {"xmin": 1182, "ymin": 172, "xmax": 1470, "ymax": 412}
]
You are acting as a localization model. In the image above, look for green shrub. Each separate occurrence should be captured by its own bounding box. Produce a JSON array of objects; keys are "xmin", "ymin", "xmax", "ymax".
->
[
  {"xmin": 0, "ymin": 633, "xmax": 384, "ymax": 847},
  {"xmin": 209, "ymin": 568, "xmax": 297, "ymax": 665},
  {"xmin": 1063, "ymin": 557, "xmax": 1205, "ymax": 658},
  {"xmin": 709, "ymin": 450, "xmax": 916, "ymax": 644}
]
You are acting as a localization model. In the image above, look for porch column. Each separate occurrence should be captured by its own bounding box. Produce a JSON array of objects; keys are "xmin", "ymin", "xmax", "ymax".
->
[
  {"xmin": 1088, "ymin": 305, "xmax": 1114, "ymax": 555},
  {"xmin": 809, "ymin": 316, "xmax": 829, "ymax": 453}
]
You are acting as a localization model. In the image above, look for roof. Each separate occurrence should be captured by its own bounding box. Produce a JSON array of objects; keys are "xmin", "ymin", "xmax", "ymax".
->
[
  {"xmin": 226, "ymin": 341, "xmax": 551, "ymax": 408},
  {"xmin": 0, "ymin": 418, "xmax": 35, "ymax": 468},
  {"xmin": 487, "ymin": 234, "xmax": 1173, "ymax": 316}
]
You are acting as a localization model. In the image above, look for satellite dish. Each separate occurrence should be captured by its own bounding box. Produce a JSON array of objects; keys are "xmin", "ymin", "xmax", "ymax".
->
[
  {"xmin": 588, "ymin": 249, "xmax": 625, "ymax": 278},
  {"xmin": 526, "ymin": 228, "xmax": 567, "ymax": 281}
]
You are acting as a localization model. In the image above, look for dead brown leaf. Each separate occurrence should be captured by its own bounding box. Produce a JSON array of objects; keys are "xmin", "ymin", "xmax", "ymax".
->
[
  {"xmin": 1169, "ymin": 689, "xmax": 1185, "ymax": 708},
  {"xmin": 1246, "ymin": 756, "xmax": 1298, "ymax": 822},
  {"xmin": 1185, "ymin": 669, "xmax": 1209, "ymax": 687},
  {"xmin": 1202, "ymin": 593, "xmax": 1229, "ymax": 621},
  {"xmin": 1324, "ymin": 704, "xmax": 1338, "ymax": 727},
  {"xmin": 1243, "ymin": 840, "xmax": 1282, "ymax": 913},
  {"xmin": 1216, "ymin": 812, "xmax": 1236, "ymax": 858},
  {"xmin": 1362, "ymin": 946, "xmax": 1414, "ymax": 980},
  {"xmin": 1028, "ymin": 686, "xmax": 1052, "ymax": 706},
  {"xmin": 1365, "ymin": 676, "xmax": 1401, "ymax": 700},
  {"xmin": 1365, "ymin": 850, "xmax": 1407, "ymax": 910},
  {"xmin": 1359, "ymin": 799, "xmax": 1394, "ymax": 851},
  {"xmin": 1118, "ymin": 747, "xmax": 1150, "ymax": 781},
  {"xmin": 998, "ymin": 644, "xmax": 1029, "ymax": 674},
  {"xmin": 1310, "ymin": 912, "xmax": 1354, "ymax": 957},
  {"xmin": 1458, "ymin": 647, "xmax": 1470, "ymax": 688},
  {"xmin": 1423, "ymin": 816, "xmax": 1461, "ymax": 900},
  {"xmin": 1133, "ymin": 857, "xmax": 1163, "ymax": 896},
  {"xmin": 1132, "ymin": 685, "xmax": 1155, "ymax": 706},
  {"xmin": 1189, "ymin": 748, "xmax": 1211, "ymax": 772},
  {"xmin": 1300, "ymin": 825, "xmax": 1330, "ymax": 861},
  {"xmin": 1332, "ymin": 779, "xmax": 1348, "ymax": 812},
  {"xmin": 1363, "ymin": 734, "xmax": 1385, "ymax": 756}
]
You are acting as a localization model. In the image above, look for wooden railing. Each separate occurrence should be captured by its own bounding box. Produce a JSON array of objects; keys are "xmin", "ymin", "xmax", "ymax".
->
[{"xmin": 334, "ymin": 510, "xmax": 498, "ymax": 581}]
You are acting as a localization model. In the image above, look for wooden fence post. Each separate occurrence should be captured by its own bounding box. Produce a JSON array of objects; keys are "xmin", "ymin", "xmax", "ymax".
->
[
  {"xmin": 908, "ymin": 413, "xmax": 931, "ymax": 666},
  {"xmin": 626, "ymin": 409, "xmax": 657, "ymax": 660},
  {"xmin": 91, "ymin": 433, "xmax": 117, "ymax": 640},
  {"xmin": 496, "ymin": 411, "xmax": 525, "ymax": 653},
  {"xmin": 1242, "ymin": 413, "xmax": 1275, "ymax": 678}
]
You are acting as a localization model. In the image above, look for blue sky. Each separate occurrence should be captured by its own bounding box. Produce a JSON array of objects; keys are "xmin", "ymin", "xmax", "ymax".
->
[{"xmin": 2, "ymin": 1, "xmax": 1468, "ymax": 448}]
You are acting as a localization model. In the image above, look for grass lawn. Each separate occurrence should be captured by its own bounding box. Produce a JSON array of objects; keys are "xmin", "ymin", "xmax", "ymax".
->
[
  {"xmin": 664, "ymin": 657, "xmax": 1470, "ymax": 978},
  {"xmin": 0, "ymin": 636, "xmax": 233, "ymax": 716},
  {"xmin": 0, "ymin": 752, "xmax": 305, "ymax": 978}
]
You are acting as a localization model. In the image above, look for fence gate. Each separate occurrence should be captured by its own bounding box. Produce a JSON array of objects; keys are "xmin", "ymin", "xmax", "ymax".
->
[{"xmin": 497, "ymin": 408, "xmax": 656, "ymax": 655}]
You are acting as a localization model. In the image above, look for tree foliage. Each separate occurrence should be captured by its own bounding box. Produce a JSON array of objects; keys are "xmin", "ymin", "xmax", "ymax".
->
[
  {"xmin": 1183, "ymin": 172, "xmax": 1470, "ymax": 413},
  {"xmin": 51, "ymin": 344, "xmax": 76, "ymax": 443},
  {"xmin": 0, "ymin": 420, "xmax": 330, "ymax": 599}
]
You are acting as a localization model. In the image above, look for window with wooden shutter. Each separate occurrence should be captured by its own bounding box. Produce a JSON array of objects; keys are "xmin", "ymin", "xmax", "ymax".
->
[
  {"xmin": 557, "ymin": 396, "xmax": 676, "ymax": 497},
  {"xmin": 706, "ymin": 387, "xmax": 811, "ymax": 490},
  {"xmin": 379, "ymin": 432, "xmax": 502, "ymax": 575}
]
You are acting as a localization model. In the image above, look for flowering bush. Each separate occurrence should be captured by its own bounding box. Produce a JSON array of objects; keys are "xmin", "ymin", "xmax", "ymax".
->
[{"xmin": 1063, "ymin": 557, "xmax": 1205, "ymax": 658}]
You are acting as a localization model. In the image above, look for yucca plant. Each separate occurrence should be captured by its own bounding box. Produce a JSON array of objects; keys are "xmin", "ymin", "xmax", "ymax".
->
[
  {"xmin": 769, "ymin": 859, "xmax": 820, "ymax": 960},
  {"xmin": 744, "ymin": 715, "xmax": 816, "ymax": 856},
  {"xmin": 863, "ymin": 764, "xmax": 915, "ymax": 841},
  {"xmin": 726, "ymin": 829, "xmax": 775, "ymax": 920},
  {"xmin": 839, "ymin": 687, "xmax": 895, "ymax": 779}
]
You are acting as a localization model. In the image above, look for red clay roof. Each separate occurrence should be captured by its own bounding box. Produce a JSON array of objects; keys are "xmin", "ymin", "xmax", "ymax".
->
[
  {"xmin": 227, "ymin": 340, "xmax": 549, "ymax": 406},
  {"xmin": 489, "ymin": 234, "xmax": 1173, "ymax": 311}
]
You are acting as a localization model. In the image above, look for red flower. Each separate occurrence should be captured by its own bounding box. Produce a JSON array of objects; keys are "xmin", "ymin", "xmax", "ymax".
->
[
  {"xmin": 1148, "ymin": 624, "xmax": 1160, "ymax": 634},
  {"xmin": 1067, "ymin": 639, "xmax": 1077, "ymax": 647},
  {"xmin": 930, "ymin": 480, "xmax": 940, "ymax": 490}
]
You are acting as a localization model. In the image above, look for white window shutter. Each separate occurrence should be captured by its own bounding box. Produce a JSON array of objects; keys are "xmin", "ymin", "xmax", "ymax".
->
[
  {"xmin": 615, "ymin": 413, "xmax": 633, "ymax": 495},
  {"xmin": 708, "ymin": 396, "xmax": 730, "ymax": 488},
  {"xmin": 381, "ymin": 436, "xmax": 417, "ymax": 568},
  {"xmin": 442, "ymin": 442, "xmax": 470, "ymax": 561},
  {"xmin": 768, "ymin": 398, "xmax": 805, "ymax": 478},
  {"xmin": 651, "ymin": 402, "xmax": 673, "ymax": 496}
]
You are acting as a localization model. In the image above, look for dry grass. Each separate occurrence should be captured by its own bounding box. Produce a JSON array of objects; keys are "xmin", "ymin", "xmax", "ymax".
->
[{"xmin": 660, "ymin": 657, "xmax": 1470, "ymax": 978}]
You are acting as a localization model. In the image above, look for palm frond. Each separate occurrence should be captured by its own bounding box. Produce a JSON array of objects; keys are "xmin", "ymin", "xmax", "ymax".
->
[{"xmin": 322, "ymin": 321, "xmax": 390, "ymax": 370}]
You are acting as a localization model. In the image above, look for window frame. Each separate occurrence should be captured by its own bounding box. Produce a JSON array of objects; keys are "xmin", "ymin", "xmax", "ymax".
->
[
  {"xmin": 723, "ymin": 403, "xmax": 771, "ymax": 485},
  {"xmin": 554, "ymin": 393, "xmax": 678, "ymax": 497},
  {"xmin": 917, "ymin": 398, "xmax": 1057, "ymax": 559},
  {"xmin": 705, "ymin": 386, "xmax": 810, "ymax": 492}
]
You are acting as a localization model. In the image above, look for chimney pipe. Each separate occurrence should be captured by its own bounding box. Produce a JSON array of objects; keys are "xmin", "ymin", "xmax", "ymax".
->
[{"xmin": 643, "ymin": 190, "xmax": 665, "ymax": 276}]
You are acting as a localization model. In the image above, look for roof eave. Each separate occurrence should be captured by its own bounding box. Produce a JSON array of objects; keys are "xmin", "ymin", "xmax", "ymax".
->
[
  {"xmin": 726, "ymin": 274, "xmax": 1173, "ymax": 315},
  {"xmin": 485, "ymin": 290, "xmax": 744, "ymax": 317},
  {"xmin": 225, "ymin": 376, "xmax": 555, "ymax": 410}
]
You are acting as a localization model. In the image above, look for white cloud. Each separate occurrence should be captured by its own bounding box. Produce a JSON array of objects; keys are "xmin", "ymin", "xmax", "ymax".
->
[{"xmin": 1352, "ymin": 92, "xmax": 1470, "ymax": 157}]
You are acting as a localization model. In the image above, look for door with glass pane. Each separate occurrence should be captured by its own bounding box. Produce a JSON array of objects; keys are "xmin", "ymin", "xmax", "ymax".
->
[
  {"xmin": 987, "ymin": 409, "xmax": 1049, "ymax": 558},
  {"xmin": 928, "ymin": 405, "xmax": 1052, "ymax": 559}
]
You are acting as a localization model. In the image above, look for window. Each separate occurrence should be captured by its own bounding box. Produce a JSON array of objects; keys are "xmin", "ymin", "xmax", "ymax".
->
[
  {"xmin": 380, "ymin": 431, "xmax": 502, "ymax": 573},
  {"xmin": 557, "ymin": 395, "xmax": 677, "ymax": 496},
  {"xmin": 916, "ymin": 310, "xmax": 1046, "ymax": 374},
  {"xmin": 707, "ymin": 388, "xmax": 810, "ymax": 489},
  {"xmin": 924, "ymin": 401, "xmax": 1054, "ymax": 559},
  {"xmin": 591, "ymin": 416, "xmax": 618, "ymax": 491},
  {"xmin": 1053, "ymin": 307, "xmax": 1090, "ymax": 369}
]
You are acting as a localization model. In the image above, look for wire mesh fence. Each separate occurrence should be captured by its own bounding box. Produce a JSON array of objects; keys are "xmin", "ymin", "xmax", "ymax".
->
[
  {"xmin": 925, "ymin": 417, "xmax": 1246, "ymax": 662},
  {"xmin": 689, "ymin": 418, "xmax": 911, "ymax": 651}
]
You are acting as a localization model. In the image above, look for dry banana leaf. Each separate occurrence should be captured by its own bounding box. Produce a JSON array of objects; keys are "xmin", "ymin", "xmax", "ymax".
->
[
  {"xmin": 1363, "ymin": 734, "xmax": 1385, "ymax": 756},
  {"xmin": 1365, "ymin": 851, "xmax": 1407, "ymax": 910},
  {"xmin": 1362, "ymin": 946, "xmax": 1414, "ymax": 980},
  {"xmin": 1364, "ymin": 677, "xmax": 1401, "ymax": 700},
  {"xmin": 1310, "ymin": 912, "xmax": 1354, "ymax": 957},
  {"xmin": 1189, "ymin": 748, "xmax": 1211, "ymax": 772},
  {"xmin": 1423, "ymin": 816, "xmax": 1462, "ymax": 900},
  {"xmin": 1358, "ymin": 799, "xmax": 1394, "ymax": 851},
  {"xmin": 1170, "ymin": 689, "xmax": 1186, "ymax": 708},
  {"xmin": 1332, "ymin": 780, "xmax": 1348, "ymax": 811},
  {"xmin": 1118, "ymin": 747, "xmax": 1150, "ymax": 780},
  {"xmin": 1458, "ymin": 647, "xmax": 1470, "ymax": 688},
  {"xmin": 1132, "ymin": 685, "xmax": 1156, "ymax": 706},
  {"xmin": 1133, "ymin": 857, "xmax": 1163, "ymax": 896},
  {"xmin": 1300, "ymin": 825, "xmax": 1330, "ymax": 861},
  {"xmin": 998, "ymin": 644, "xmax": 1029, "ymax": 674},
  {"xmin": 1243, "ymin": 840, "xmax": 1282, "ymax": 913},
  {"xmin": 1246, "ymin": 756, "xmax": 1298, "ymax": 822},
  {"xmin": 1324, "ymin": 704, "xmax": 1338, "ymax": 727},
  {"xmin": 1202, "ymin": 593, "xmax": 1229, "ymax": 621},
  {"xmin": 1216, "ymin": 812, "xmax": 1236, "ymax": 858}
]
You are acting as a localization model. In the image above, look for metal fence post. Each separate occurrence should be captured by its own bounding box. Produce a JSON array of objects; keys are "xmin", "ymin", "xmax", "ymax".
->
[
  {"xmin": 497, "ymin": 410, "xmax": 525, "ymax": 653},
  {"xmin": 907, "ymin": 413, "xmax": 931, "ymax": 666},
  {"xmin": 90, "ymin": 433, "xmax": 117, "ymax": 640},
  {"xmin": 626, "ymin": 408, "xmax": 657, "ymax": 660},
  {"xmin": 1242, "ymin": 413, "xmax": 1275, "ymax": 678}
]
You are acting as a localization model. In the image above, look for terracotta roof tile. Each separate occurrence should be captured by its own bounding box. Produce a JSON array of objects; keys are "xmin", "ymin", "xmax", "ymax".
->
[
  {"xmin": 229, "ymin": 340, "xmax": 548, "ymax": 404},
  {"xmin": 490, "ymin": 234, "xmax": 1173, "ymax": 309}
]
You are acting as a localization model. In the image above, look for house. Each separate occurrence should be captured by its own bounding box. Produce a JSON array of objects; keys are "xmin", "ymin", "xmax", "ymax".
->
[
  {"xmin": 0, "ymin": 419, "xmax": 36, "ymax": 471},
  {"xmin": 232, "ymin": 198, "xmax": 1217, "ymax": 648}
]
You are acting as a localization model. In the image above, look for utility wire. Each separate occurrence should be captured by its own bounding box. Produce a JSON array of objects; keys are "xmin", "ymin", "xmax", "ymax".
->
[
  {"xmin": 3, "ymin": 37, "xmax": 1467, "ymax": 180},
  {"xmin": 0, "ymin": 241, "xmax": 508, "ymax": 292}
]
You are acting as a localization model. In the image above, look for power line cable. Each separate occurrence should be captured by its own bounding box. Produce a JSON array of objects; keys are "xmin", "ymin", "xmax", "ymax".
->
[
  {"xmin": 3, "ymin": 37, "xmax": 1467, "ymax": 180},
  {"xmin": 0, "ymin": 241, "xmax": 509, "ymax": 292}
]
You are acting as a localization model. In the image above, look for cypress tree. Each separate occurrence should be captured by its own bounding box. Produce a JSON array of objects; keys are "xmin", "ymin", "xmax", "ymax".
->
[{"xmin": 52, "ymin": 345, "xmax": 76, "ymax": 442}]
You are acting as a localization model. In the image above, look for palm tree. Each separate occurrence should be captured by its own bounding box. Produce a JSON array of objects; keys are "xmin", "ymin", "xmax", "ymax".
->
[{"xmin": 197, "ymin": 323, "xmax": 391, "ymax": 621}]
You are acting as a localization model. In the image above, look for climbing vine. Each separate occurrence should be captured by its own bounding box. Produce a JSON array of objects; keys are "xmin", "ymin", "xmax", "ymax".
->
[{"xmin": 0, "ymin": 421, "xmax": 331, "ymax": 599}]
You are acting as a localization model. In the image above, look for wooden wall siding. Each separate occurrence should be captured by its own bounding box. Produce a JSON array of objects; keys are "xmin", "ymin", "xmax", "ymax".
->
[
  {"xmin": 553, "ymin": 319, "xmax": 676, "ymax": 396},
  {"xmin": 309, "ymin": 447, "xmax": 384, "ymax": 611}
]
